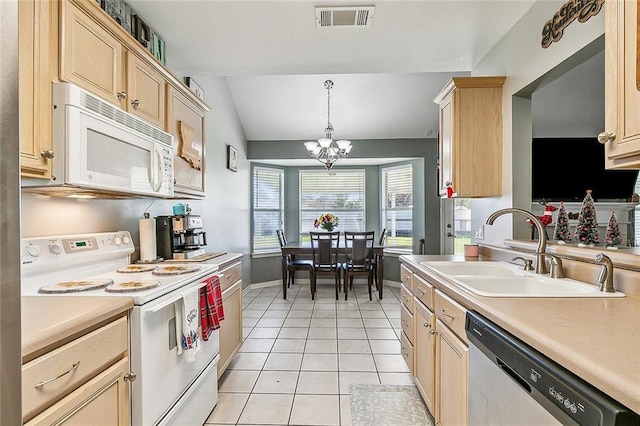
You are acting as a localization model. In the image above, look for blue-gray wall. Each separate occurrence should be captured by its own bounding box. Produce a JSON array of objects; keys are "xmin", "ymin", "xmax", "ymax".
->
[{"xmin": 248, "ymin": 138, "xmax": 440, "ymax": 284}]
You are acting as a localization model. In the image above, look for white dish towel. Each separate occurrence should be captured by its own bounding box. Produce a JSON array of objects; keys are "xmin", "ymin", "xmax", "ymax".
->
[{"xmin": 175, "ymin": 285, "xmax": 201, "ymax": 362}]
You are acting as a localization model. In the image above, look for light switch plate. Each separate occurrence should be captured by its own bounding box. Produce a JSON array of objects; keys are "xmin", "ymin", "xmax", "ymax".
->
[{"xmin": 475, "ymin": 225, "xmax": 484, "ymax": 240}]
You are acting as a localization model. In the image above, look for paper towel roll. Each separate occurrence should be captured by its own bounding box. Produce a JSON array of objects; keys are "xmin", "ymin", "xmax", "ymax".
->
[{"xmin": 139, "ymin": 218, "xmax": 157, "ymax": 261}]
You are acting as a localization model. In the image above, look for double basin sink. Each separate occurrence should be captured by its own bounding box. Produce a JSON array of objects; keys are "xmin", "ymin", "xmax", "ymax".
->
[{"xmin": 420, "ymin": 260, "xmax": 625, "ymax": 298}]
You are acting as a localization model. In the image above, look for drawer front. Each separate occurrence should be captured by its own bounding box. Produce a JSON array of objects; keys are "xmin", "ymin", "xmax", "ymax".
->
[
  {"xmin": 400, "ymin": 284, "xmax": 414, "ymax": 312},
  {"xmin": 22, "ymin": 316, "xmax": 128, "ymax": 419},
  {"xmin": 219, "ymin": 262, "xmax": 242, "ymax": 292},
  {"xmin": 400, "ymin": 331, "xmax": 414, "ymax": 374},
  {"xmin": 400, "ymin": 264, "xmax": 413, "ymax": 291},
  {"xmin": 400, "ymin": 303, "xmax": 414, "ymax": 345},
  {"xmin": 413, "ymin": 274, "xmax": 434, "ymax": 310},
  {"xmin": 435, "ymin": 290, "xmax": 468, "ymax": 345}
]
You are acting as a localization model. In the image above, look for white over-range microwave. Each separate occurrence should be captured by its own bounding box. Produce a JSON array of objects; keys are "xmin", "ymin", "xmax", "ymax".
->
[{"xmin": 22, "ymin": 83, "xmax": 175, "ymax": 198}]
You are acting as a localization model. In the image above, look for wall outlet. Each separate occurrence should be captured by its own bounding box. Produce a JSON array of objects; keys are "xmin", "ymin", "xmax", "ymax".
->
[{"xmin": 475, "ymin": 225, "xmax": 484, "ymax": 240}]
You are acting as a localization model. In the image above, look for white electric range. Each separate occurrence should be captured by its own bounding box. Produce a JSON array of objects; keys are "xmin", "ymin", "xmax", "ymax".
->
[{"xmin": 21, "ymin": 231, "xmax": 220, "ymax": 426}]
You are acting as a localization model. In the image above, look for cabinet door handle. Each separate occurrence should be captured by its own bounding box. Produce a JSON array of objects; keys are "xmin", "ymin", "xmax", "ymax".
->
[
  {"xmin": 402, "ymin": 320, "xmax": 409, "ymax": 327},
  {"xmin": 423, "ymin": 321, "xmax": 431, "ymax": 329},
  {"xmin": 440, "ymin": 309, "xmax": 455, "ymax": 320},
  {"xmin": 124, "ymin": 372, "xmax": 137, "ymax": 382},
  {"xmin": 131, "ymin": 99, "xmax": 140, "ymax": 108},
  {"xmin": 117, "ymin": 91, "xmax": 127, "ymax": 99},
  {"xmin": 430, "ymin": 329, "xmax": 438, "ymax": 335},
  {"xmin": 416, "ymin": 288, "xmax": 426, "ymax": 296},
  {"xmin": 40, "ymin": 150, "xmax": 55, "ymax": 160},
  {"xmin": 35, "ymin": 361, "xmax": 80, "ymax": 389},
  {"xmin": 597, "ymin": 132, "xmax": 616, "ymax": 144}
]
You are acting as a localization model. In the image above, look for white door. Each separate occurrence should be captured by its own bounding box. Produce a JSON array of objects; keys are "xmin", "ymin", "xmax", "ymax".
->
[{"xmin": 440, "ymin": 198, "xmax": 472, "ymax": 255}]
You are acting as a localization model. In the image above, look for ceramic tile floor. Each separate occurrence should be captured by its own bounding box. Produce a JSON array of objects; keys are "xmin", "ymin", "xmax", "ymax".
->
[{"xmin": 204, "ymin": 282, "xmax": 411, "ymax": 425}]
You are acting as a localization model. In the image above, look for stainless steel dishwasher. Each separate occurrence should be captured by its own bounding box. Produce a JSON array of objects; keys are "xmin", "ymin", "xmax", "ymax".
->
[{"xmin": 465, "ymin": 311, "xmax": 640, "ymax": 425}]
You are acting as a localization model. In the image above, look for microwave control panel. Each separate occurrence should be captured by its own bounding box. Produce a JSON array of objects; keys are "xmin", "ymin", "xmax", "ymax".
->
[{"xmin": 160, "ymin": 146, "xmax": 174, "ymax": 196}]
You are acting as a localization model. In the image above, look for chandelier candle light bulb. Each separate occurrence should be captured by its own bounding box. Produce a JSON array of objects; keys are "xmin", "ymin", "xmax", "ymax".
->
[{"xmin": 304, "ymin": 80, "xmax": 352, "ymax": 170}]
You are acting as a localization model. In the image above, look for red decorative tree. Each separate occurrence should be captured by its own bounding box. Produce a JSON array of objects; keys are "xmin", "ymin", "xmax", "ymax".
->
[
  {"xmin": 574, "ymin": 189, "xmax": 599, "ymax": 246},
  {"xmin": 553, "ymin": 201, "xmax": 571, "ymax": 244},
  {"xmin": 605, "ymin": 211, "xmax": 622, "ymax": 248}
]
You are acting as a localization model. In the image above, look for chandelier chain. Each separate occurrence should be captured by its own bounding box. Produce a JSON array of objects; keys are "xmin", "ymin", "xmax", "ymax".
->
[{"xmin": 325, "ymin": 80, "xmax": 333, "ymax": 138}]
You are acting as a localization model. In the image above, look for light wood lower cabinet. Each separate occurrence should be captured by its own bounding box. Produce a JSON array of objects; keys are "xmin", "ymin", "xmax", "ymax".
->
[
  {"xmin": 22, "ymin": 315, "xmax": 131, "ymax": 425},
  {"xmin": 414, "ymin": 300, "xmax": 436, "ymax": 415},
  {"xmin": 400, "ymin": 262, "xmax": 468, "ymax": 425},
  {"xmin": 218, "ymin": 280, "xmax": 243, "ymax": 378},
  {"xmin": 435, "ymin": 319, "xmax": 468, "ymax": 426},
  {"xmin": 25, "ymin": 357, "xmax": 131, "ymax": 426},
  {"xmin": 215, "ymin": 259, "xmax": 243, "ymax": 377}
]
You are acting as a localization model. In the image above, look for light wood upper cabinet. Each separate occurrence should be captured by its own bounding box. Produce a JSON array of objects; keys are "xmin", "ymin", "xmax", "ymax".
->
[
  {"xmin": 166, "ymin": 84, "xmax": 206, "ymax": 197},
  {"xmin": 60, "ymin": 0, "xmax": 124, "ymax": 106},
  {"xmin": 19, "ymin": 0, "xmax": 54, "ymax": 178},
  {"xmin": 433, "ymin": 77, "xmax": 505, "ymax": 198},
  {"xmin": 126, "ymin": 52, "xmax": 165, "ymax": 128},
  {"xmin": 602, "ymin": 0, "xmax": 640, "ymax": 168}
]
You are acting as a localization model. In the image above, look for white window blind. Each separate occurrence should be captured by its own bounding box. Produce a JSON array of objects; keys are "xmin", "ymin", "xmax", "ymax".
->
[
  {"xmin": 252, "ymin": 166, "xmax": 284, "ymax": 253},
  {"xmin": 382, "ymin": 164, "xmax": 413, "ymax": 252},
  {"xmin": 299, "ymin": 170, "xmax": 366, "ymax": 240}
]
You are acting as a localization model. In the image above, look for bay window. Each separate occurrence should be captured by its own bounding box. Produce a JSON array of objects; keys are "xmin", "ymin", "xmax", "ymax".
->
[{"xmin": 382, "ymin": 164, "xmax": 413, "ymax": 252}]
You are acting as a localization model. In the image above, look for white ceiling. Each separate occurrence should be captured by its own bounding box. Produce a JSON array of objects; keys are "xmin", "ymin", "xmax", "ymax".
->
[{"xmin": 127, "ymin": 1, "xmax": 536, "ymax": 144}]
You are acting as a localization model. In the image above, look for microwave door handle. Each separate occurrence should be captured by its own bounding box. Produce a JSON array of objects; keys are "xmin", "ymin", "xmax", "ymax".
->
[{"xmin": 151, "ymin": 145, "xmax": 163, "ymax": 192}]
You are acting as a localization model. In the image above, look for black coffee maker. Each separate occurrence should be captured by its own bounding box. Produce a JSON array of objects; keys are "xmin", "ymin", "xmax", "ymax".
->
[{"xmin": 156, "ymin": 215, "xmax": 207, "ymax": 260}]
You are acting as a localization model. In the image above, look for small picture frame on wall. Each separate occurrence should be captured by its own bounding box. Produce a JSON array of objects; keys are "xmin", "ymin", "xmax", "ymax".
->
[
  {"xmin": 227, "ymin": 145, "xmax": 238, "ymax": 172},
  {"xmin": 184, "ymin": 77, "xmax": 205, "ymax": 101}
]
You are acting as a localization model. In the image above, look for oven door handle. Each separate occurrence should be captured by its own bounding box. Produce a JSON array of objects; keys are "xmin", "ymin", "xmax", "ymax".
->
[{"xmin": 144, "ymin": 273, "xmax": 224, "ymax": 315}]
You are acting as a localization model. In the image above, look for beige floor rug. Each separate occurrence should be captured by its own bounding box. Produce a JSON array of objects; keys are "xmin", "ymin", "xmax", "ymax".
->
[{"xmin": 349, "ymin": 384, "xmax": 435, "ymax": 426}]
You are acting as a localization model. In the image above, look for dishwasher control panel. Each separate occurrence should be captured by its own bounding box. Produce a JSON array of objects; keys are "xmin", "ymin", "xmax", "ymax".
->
[{"xmin": 466, "ymin": 311, "xmax": 640, "ymax": 426}]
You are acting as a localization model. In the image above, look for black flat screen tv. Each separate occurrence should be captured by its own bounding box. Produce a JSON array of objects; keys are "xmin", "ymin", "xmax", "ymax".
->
[{"xmin": 531, "ymin": 138, "xmax": 639, "ymax": 202}]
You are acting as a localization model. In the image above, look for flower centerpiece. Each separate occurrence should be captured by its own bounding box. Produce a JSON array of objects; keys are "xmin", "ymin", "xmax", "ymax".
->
[{"xmin": 314, "ymin": 213, "xmax": 339, "ymax": 232}]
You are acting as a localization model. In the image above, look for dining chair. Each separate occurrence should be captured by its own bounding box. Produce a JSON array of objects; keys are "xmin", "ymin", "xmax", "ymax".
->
[
  {"xmin": 309, "ymin": 231, "xmax": 341, "ymax": 300},
  {"xmin": 277, "ymin": 229, "xmax": 313, "ymax": 289},
  {"xmin": 372, "ymin": 228, "xmax": 386, "ymax": 288},
  {"xmin": 342, "ymin": 231, "xmax": 375, "ymax": 300}
]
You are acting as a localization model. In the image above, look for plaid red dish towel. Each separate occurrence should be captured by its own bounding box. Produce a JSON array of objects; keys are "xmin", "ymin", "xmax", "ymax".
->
[{"xmin": 200, "ymin": 275, "xmax": 225, "ymax": 341}]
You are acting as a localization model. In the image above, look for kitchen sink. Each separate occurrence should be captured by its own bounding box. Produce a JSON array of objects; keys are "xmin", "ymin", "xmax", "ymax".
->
[
  {"xmin": 421, "ymin": 260, "xmax": 625, "ymax": 298},
  {"xmin": 420, "ymin": 261, "xmax": 522, "ymax": 277}
]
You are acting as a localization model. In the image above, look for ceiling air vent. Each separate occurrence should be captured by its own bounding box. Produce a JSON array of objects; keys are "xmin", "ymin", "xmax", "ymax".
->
[{"xmin": 315, "ymin": 6, "xmax": 375, "ymax": 28}]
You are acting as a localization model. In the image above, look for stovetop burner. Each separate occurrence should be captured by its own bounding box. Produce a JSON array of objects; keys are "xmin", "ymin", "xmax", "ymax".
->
[
  {"xmin": 152, "ymin": 265, "xmax": 202, "ymax": 275},
  {"xmin": 117, "ymin": 265, "xmax": 156, "ymax": 273},
  {"xmin": 38, "ymin": 278, "xmax": 114, "ymax": 294},
  {"xmin": 105, "ymin": 280, "xmax": 160, "ymax": 293}
]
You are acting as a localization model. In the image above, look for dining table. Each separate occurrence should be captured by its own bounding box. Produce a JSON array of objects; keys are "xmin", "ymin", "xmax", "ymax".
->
[{"xmin": 280, "ymin": 241, "xmax": 385, "ymax": 300}]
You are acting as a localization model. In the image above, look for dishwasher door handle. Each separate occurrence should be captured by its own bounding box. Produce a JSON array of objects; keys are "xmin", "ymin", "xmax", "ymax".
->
[{"xmin": 496, "ymin": 357, "xmax": 532, "ymax": 394}]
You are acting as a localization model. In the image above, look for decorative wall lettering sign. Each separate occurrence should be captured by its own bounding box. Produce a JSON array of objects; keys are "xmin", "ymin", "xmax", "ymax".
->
[{"xmin": 541, "ymin": 0, "xmax": 604, "ymax": 48}]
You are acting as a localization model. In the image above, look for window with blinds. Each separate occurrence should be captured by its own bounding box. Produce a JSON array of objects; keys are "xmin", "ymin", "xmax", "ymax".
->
[
  {"xmin": 382, "ymin": 164, "xmax": 413, "ymax": 252},
  {"xmin": 252, "ymin": 166, "xmax": 284, "ymax": 253},
  {"xmin": 299, "ymin": 170, "xmax": 366, "ymax": 240}
]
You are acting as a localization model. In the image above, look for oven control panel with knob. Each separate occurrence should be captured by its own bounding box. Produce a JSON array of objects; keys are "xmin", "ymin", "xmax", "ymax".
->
[{"xmin": 21, "ymin": 231, "xmax": 134, "ymax": 266}]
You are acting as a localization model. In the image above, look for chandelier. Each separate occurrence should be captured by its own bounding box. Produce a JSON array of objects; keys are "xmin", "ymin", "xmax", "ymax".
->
[{"xmin": 304, "ymin": 80, "xmax": 352, "ymax": 170}]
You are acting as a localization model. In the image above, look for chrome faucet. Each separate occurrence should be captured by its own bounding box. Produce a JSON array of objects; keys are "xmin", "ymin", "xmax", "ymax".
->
[
  {"xmin": 486, "ymin": 208, "xmax": 548, "ymax": 275},
  {"xmin": 595, "ymin": 253, "xmax": 615, "ymax": 293}
]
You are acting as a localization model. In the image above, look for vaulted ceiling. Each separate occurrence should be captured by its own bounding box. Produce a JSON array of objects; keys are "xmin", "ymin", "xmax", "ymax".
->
[{"xmin": 127, "ymin": 1, "xmax": 537, "ymax": 143}]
